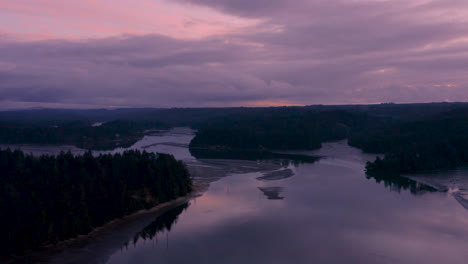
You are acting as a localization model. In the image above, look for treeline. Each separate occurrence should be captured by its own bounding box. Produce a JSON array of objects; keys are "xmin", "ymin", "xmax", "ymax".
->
[
  {"xmin": 0, "ymin": 108, "xmax": 247, "ymax": 128},
  {"xmin": 2, "ymin": 103, "xmax": 467, "ymax": 151},
  {"xmin": 188, "ymin": 104, "xmax": 468, "ymax": 174},
  {"xmin": 0, "ymin": 120, "xmax": 166, "ymax": 150},
  {"xmin": 358, "ymin": 108, "xmax": 468, "ymax": 174},
  {"xmin": 190, "ymin": 108, "xmax": 382, "ymax": 151},
  {"xmin": 2, "ymin": 103, "xmax": 466, "ymax": 127},
  {"xmin": 3, "ymin": 103, "xmax": 468, "ymax": 173},
  {"xmin": 0, "ymin": 149, "xmax": 192, "ymax": 256}
]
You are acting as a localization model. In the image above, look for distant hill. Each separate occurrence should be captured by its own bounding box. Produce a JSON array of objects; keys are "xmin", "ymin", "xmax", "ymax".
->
[{"xmin": 2, "ymin": 102, "xmax": 467, "ymax": 126}]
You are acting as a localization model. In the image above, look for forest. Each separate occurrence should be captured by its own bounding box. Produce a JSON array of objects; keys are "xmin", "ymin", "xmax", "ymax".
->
[
  {"xmin": 1, "ymin": 103, "xmax": 467, "ymax": 151},
  {"xmin": 2, "ymin": 102, "xmax": 468, "ymax": 257},
  {"xmin": 189, "ymin": 108, "xmax": 382, "ymax": 151},
  {"xmin": 361, "ymin": 108, "xmax": 468, "ymax": 174},
  {"xmin": 0, "ymin": 120, "xmax": 166, "ymax": 150},
  {"xmin": 184, "ymin": 104, "xmax": 468, "ymax": 174},
  {"xmin": 2, "ymin": 103, "xmax": 468, "ymax": 171},
  {"xmin": 0, "ymin": 149, "xmax": 192, "ymax": 256}
]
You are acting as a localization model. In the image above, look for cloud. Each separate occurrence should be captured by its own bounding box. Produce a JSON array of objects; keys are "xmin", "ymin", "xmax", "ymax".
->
[
  {"xmin": 1, "ymin": 0, "xmax": 468, "ymax": 108},
  {"xmin": 0, "ymin": 0, "xmax": 258, "ymax": 40}
]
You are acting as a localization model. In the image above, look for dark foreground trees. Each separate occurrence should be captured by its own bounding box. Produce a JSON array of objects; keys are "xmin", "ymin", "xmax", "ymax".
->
[{"xmin": 0, "ymin": 149, "xmax": 192, "ymax": 256}]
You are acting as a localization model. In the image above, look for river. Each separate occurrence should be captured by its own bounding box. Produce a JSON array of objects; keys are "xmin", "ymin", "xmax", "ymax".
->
[{"xmin": 6, "ymin": 128, "xmax": 468, "ymax": 264}]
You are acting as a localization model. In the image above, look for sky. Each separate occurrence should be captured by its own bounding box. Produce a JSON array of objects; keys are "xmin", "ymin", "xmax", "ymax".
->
[{"xmin": 1, "ymin": 0, "xmax": 468, "ymax": 109}]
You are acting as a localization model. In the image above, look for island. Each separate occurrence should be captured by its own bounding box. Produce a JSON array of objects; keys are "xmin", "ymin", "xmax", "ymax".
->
[{"xmin": 0, "ymin": 149, "xmax": 192, "ymax": 256}]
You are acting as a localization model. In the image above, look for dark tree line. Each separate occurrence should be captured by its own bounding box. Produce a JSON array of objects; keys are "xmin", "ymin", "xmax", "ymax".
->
[
  {"xmin": 0, "ymin": 120, "xmax": 167, "ymax": 150},
  {"xmin": 2, "ymin": 103, "xmax": 467, "ymax": 127},
  {"xmin": 358, "ymin": 108, "xmax": 468, "ymax": 174},
  {"xmin": 190, "ymin": 109, "xmax": 322, "ymax": 150},
  {"xmin": 188, "ymin": 105, "xmax": 468, "ymax": 175},
  {"xmin": 190, "ymin": 109, "xmax": 379, "ymax": 151},
  {"xmin": 3, "ymin": 103, "xmax": 468, "ymax": 152},
  {"xmin": 0, "ymin": 149, "xmax": 192, "ymax": 256}
]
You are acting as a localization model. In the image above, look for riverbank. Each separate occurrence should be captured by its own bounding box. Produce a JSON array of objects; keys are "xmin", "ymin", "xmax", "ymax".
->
[
  {"xmin": 4, "ymin": 155, "xmax": 288, "ymax": 264},
  {"xmin": 4, "ymin": 180, "xmax": 208, "ymax": 264}
]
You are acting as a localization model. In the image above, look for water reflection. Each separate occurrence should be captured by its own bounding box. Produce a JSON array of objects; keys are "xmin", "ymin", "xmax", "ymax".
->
[
  {"xmin": 104, "ymin": 149, "xmax": 468, "ymax": 264},
  {"xmin": 258, "ymin": 187, "xmax": 285, "ymax": 200},
  {"xmin": 256, "ymin": 169, "xmax": 294, "ymax": 181},
  {"xmin": 366, "ymin": 172, "xmax": 437, "ymax": 195},
  {"xmin": 17, "ymin": 137, "xmax": 468, "ymax": 264},
  {"xmin": 126, "ymin": 203, "xmax": 190, "ymax": 249}
]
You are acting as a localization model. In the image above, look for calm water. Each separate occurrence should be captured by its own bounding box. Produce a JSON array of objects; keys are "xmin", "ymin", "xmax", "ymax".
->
[{"xmin": 9, "ymin": 128, "xmax": 468, "ymax": 264}]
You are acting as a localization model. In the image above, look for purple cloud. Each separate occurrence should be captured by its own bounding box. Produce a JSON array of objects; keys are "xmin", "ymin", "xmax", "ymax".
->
[{"xmin": 1, "ymin": 0, "xmax": 468, "ymax": 108}]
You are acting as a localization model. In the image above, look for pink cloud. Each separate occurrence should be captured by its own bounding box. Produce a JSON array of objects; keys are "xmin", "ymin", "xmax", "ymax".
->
[
  {"xmin": 0, "ymin": 0, "xmax": 259, "ymax": 40},
  {"xmin": 2, "ymin": 0, "xmax": 468, "ymax": 108}
]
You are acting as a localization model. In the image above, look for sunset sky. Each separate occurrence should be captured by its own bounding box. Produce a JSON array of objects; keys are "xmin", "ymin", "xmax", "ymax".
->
[{"xmin": 1, "ymin": 0, "xmax": 468, "ymax": 108}]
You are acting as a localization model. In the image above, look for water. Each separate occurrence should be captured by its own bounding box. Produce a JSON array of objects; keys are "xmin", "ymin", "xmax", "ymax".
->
[
  {"xmin": 9, "ymin": 129, "xmax": 468, "ymax": 264},
  {"xmin": 0, "ymin": 127, "xmax": 195, "ymax": 159},
  {"xmin": 406, "ymin": 169, "xmax": 468, "ymax": 210}
]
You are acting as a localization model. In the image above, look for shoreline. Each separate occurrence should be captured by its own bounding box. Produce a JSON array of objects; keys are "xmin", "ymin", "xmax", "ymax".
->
[
  {"xmin": 4, "ymin": 152, "xmax": 289, "ymax": 263},
  {"xmin": 5, "ymin": 180, "xmax": 209, "ymax": 264}
]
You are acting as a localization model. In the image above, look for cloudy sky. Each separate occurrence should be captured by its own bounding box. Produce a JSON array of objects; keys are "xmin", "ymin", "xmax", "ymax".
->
[{"xmin": 1, "ymin": 0, "xmax": 468, "ymax": 109}]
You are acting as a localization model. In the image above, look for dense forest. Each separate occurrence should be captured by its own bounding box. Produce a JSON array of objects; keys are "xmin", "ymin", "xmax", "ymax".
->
[
  {"xmin": 2, "ymin": 103, "xmax": 468, "ymax": 258},
  {"xmin": 0, "ymin": 108, "xmax": 247, "ymax": 128},
  {"xmin": 189, "ymin": 108, "xmax": 384, "ymax": 150},
  {"xmin": 0, "ymin": 149, "xmax": 192, "ymax": 256},
  {"xmin": 0, "ymin": 120, "xmax": 166, "ymax": 150},
  {"xmin": 184, "ymin": 103, "xmax": 468, "ymax": 174},
  {"xmin": 189, "ymin": 109, "xmax": 320, "ymax": 150},
  {"xmin": 1, "ymin": 103, "xmax": 467, "ymax": 151},
  {"xmin": 359, "ymin": 108, "xmax": 468, "ymax": 174},
  {"xmin": 2, "ymin": 103, "xmax": 468, "ymax": 175},
  {"xmin": 2, "ymin": 102, "xmax": 465, "ymax": 128}
]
